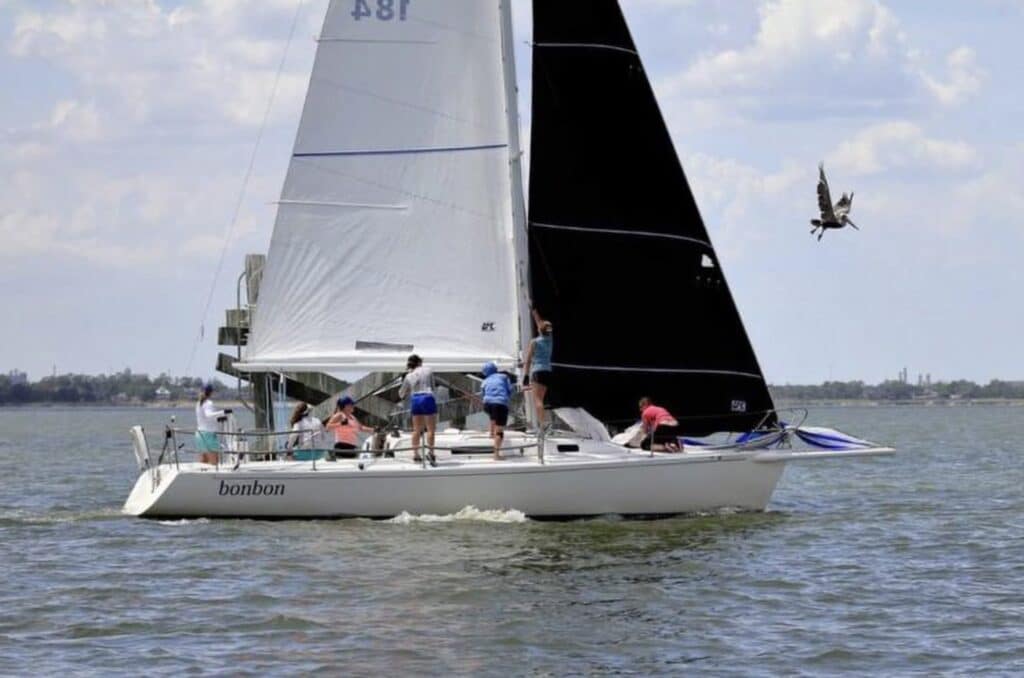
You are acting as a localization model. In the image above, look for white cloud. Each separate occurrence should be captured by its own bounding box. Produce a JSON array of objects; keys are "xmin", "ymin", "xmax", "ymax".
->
[
  {"xmin": 829, "ymin": 121, "xmax": 979, "ymax": 175},
  {"xmin": 47, "ymin": 99, "xmax": 103, "ymax": 142},
  {"xmin": 0, "ymin": 1, "xmax": 320, "ymax": 272},
  {"xmin": 7, "ymin": 1, "xmax": 323, "ymax": 132},
  {"xmin": 684, "ymin": 153, "xmax": 805, "ymax": 260},
  {"xmin": 949, "ymin": 147, "xmax": 1024, "ymax": 234},
  {"xmin": 661, "ymin": 0, "xmax": 983, "ymax": 121},
  {"xmin": 673, "ymin": 0, "xmax": 907, "ymax": 94},
  {"xmin": 922, "ymin": 46, "xmax": 985, "ymax": 106}
]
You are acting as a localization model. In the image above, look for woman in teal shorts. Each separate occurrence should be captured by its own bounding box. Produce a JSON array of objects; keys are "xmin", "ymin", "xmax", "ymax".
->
[
  {"xmin": 194, "ymin": 384, "xmax": 230, "ymax": 464},
  {"xmin": 523, "ymin": 306, "xmax": 554, "ymax": 429}
]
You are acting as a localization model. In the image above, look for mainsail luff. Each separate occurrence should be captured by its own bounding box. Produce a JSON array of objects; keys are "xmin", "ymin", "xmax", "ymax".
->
[
  {"xmin": 241, "ymin": 0, "xmax": 522, "ymax": 373},
  {"xmin": 527, "ymin": 0, "xmax": 776, "ymax": 435}
]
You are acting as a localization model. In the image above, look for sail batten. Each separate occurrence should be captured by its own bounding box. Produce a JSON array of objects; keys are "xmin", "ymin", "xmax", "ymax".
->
[
  {"xmin": 528, "ymin": 0, "xmax": 775, "ymax": 434},
  {"xmin": 293, "ymin": 143, "xmax": 509, "ymax": 158},
  {"xmin": 530, "ymin": 222, "xmax": 713, "ymax": 248},
  {"xmin": 534, "ymin": 42, "xmax": 638, "ymax": 56}
]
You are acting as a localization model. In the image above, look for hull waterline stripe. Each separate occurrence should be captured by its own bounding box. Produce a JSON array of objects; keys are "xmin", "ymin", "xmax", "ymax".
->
[
  {"xmin": 553, "ymin": 362, "xmax": 764, "ymax": 380},
  {"xmin": 294, "ymin": 143, "xmax": 508, "ymax": 158},
  {"xmin": 534, "ymin": 42, "xmax": 638, "ymax": 56},
  {"xmin": 530, "ymin": 221, "xmax": 711, "ymax": 249}
]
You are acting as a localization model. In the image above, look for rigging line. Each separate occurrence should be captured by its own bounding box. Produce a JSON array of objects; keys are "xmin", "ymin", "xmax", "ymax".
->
[
  {"xmin": 184, "ymin": 0, "xmax": 306, "ymax": 375},
  {"xmin": 291, "ymin": 153, "xmax": 497, "ymax": 221},
  {"xmin": 530, "ymin": 221, "xmax": 711, "ymax": 249},
  {"xmin": 310, "ymin": 74, "xmax": 495, "ymax": 131}
]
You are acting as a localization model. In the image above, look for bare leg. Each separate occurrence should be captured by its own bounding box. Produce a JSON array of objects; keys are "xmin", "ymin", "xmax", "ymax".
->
[
  {"xmin": 493, "ymin": 427, "xmax": 504, "ymax": 460},
  {"xmin": 426, "ymin": 416, "xmax": 437, "ymax": 465},
  {"xmin": 412, "ymin": 415, "xmax": 423, "ymax": 460},
  {"xmin": 533, "ymin": 383, "xmax": 547, "ymax": 429}
]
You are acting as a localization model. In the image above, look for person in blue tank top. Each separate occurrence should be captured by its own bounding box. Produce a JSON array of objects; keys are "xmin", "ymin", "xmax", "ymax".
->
[
  {"xmin": 523, "ymin": 306, "xmax": 554, "ymax": 430},
  {"xmin": 480, "ymin": 361, "xmax": 513, "ymax": 460}
]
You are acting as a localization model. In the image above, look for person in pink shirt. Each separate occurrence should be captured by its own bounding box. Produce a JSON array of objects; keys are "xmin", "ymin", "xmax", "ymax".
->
[
  {"xmin": 639, "ymin": 397, "xmax": 682, "ymax": 452},
  {"xmin": 326, "ymin": 396, "xmax": 374, "ymax": 459}
]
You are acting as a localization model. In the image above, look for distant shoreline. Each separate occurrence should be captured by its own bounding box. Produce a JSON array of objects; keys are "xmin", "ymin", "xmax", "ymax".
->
[
  {"xmin": 774, "ymin": 398, "xmax": 1024, "ymax": 408},
  {"xmin": 0, "ymin": 400, "xmax": 250, "ymax": 409}
]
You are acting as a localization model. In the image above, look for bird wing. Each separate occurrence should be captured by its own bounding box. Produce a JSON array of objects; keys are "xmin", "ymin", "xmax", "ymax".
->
[
  {"xmin": 834, "ymin": 193, "xmax": 851, "ymax": 219},
  {"xmin": 817, "ymin": 163, "xmax": 836, "ymax": 221}
]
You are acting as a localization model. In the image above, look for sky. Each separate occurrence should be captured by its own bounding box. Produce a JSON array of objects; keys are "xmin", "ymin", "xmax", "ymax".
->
[{"xmin": 1, "ymin": 0, "xmax": 1021, "ymax": 385}]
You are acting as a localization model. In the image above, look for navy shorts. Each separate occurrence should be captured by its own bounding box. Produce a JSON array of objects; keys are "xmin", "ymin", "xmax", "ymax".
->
[
  {"xmin": 531, "ymin": 370, "xmax": 553, "ymax": 387},
  {"xmin": 640, "ymin": 425, "xmax": 683, "ymax": 450},
  {"xmin": 484, "ymin": 402, "xmax": 509, "ymax": 426},
  {"xmin": 411, "ymin": 393, "xmax": 437, "ymax": 416}
]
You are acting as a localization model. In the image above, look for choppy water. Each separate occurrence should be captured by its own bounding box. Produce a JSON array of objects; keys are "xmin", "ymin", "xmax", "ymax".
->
[{"xmin": 1, "ymin": 405, "xmax": 1022, "ymax": 675}]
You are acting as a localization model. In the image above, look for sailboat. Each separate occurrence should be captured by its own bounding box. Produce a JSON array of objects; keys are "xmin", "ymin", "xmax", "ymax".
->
[{"xmin": 123, "ymin": 0, "xmax": 891, "ymax": 519}]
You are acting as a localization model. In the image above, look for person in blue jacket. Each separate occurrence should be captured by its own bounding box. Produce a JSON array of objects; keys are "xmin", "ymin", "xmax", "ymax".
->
[{"xmin": 480, "ymin": 361, "xmax": 513, "ymax": 460}]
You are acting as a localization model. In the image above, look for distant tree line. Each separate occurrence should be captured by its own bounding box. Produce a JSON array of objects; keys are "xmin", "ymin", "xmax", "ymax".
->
[
  {"xmin": 770, "ymin": 379, "xmax": 1024, "ymax": 402},
  {"xmin": 3, "ymin": 372, "xmax": 1023, "ymax": 405},
  {"xmin": 0, "ymin": 370, "xmax": 236, "ymax": 405}
]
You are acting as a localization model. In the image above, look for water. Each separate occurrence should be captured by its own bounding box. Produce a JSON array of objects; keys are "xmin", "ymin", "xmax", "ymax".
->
[{"xmin": 1, "ymin": 405, "xmax": 1022, "ymax": 675}]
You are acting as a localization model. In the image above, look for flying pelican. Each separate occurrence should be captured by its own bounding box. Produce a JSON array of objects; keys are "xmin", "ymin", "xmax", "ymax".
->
[{"xmin": 810, "ymin": 163, "xmax": 858, "ymax": 241}]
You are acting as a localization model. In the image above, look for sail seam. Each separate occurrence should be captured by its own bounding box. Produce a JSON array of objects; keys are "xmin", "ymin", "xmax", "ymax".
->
[
  {"xmin": 553, "ymin": 363, "xmax": 763, "ymax": 380},
  {"xmin": 531, "ymin": 221, "xmax": 711, "ymax": 248},
  {"xmin": 276, "ymin": 200, "xmax": 408, "ymax": 211},
  {"xmin": 534, "ymin": 42, "xmax": 638, "ymax": 56},
  {"xmin": 317, "ymin": 38, "xmax": 438, "ymax": 45},
  {"xmin": 295, "ymin": 143, "xmax": 508, "ymax": 158}
]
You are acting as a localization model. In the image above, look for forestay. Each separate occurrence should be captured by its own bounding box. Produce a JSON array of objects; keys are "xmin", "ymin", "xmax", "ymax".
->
[{"xmin": 242, "ymin": 0, "xmax": 521, "ymax": 372}]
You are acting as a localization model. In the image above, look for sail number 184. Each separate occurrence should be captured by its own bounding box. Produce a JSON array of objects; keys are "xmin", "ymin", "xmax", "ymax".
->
[{"xmin": 352, "ymin": 0, "xmax": 410, "ymax": 21}]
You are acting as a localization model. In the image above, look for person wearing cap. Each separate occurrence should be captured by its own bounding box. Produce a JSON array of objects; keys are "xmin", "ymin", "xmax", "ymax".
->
[
  {"xmin": 480, "ymin": 361, "xmax": 513, "ymax": 460},
  {"xmin": 522, "ymin": 306, "xmax": 554, "ymax": 430},
  {"xmin": 326, "ymin": 396, "xmax": 374, "ymax": 455},
  {"xmin": 195, "ymin": 383, "xmax": 231, "ymax": 465},
  {"xmin": 398, "ymin": 354, "xmax": 437, "ymax": 465},
  {"xmin": 285, "ymin": 402, "xmax": 324, "ymax": 455}
]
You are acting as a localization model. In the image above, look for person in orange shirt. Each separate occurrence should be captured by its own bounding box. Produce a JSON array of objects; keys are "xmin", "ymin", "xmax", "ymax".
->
[
  {"xmin": 325, "ymin": 396, "xmax": 374, "ymax": 458},
  {"xmin": 638, "ymin": 397, "xmax": 682, "ymax": 452}
]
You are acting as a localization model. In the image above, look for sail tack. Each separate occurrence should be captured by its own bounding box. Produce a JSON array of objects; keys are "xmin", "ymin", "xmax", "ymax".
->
[
  {"xmin": 528, "ymin": 0, "xmax": 775, "ymax": 434},
  {"xmin": 242, "ymin": 0, "xmax": 521, "ymax": 372}
]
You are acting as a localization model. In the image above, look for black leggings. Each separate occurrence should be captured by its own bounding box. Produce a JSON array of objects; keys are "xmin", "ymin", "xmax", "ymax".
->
[{"xmin": 640, "ymin": 425, "xmax": 682, "ymax": 451}]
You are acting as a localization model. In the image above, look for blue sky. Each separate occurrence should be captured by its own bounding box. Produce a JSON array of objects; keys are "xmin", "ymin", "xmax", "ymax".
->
[{"xmin": 1, "ymin": 0, "xmax": 1021, "ymax": 384}]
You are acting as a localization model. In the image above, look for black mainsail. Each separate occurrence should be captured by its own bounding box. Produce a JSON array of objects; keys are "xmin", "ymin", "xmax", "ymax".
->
[{"xmin": 527, "ymin": 0, "xmax": 775, "ymax": 435}]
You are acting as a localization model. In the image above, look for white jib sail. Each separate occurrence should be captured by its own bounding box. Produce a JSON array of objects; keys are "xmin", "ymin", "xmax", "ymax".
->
[{"xmin": 241, "ymin": 0, "xmax": 521, "ymax": 372}]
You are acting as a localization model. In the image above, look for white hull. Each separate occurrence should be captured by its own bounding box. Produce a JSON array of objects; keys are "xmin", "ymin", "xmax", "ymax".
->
[{"xmin": 125, "ymin": 433, "xmax": 793, "ymax": 519}]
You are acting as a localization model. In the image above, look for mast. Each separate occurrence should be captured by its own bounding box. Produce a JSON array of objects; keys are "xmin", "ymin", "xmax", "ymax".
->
[{"xmin": 498, "ymin": 0, "xmax": 532, "ymax": 370}]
